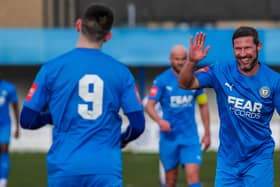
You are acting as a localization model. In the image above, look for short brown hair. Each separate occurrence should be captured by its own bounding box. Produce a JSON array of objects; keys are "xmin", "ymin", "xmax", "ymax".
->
[
  {"xmin": 81, "ymin": 4, "xmax": 114, "ymax": 42},
  {"xmin": 232, "ymin": 26, "xmax": 260, "ymax": 46}
]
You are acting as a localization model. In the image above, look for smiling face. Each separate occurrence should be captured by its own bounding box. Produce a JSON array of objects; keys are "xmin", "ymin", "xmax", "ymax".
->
[
  {"xmin": 170, "ymin": 45, "xmax": 187, "ymax": 75},
  {"xmin": 233, "ymin": 36, "xmax": 261, "ymax": 75}
]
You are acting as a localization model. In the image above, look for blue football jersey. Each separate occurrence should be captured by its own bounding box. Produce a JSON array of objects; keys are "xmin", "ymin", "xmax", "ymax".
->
[
  {"xmin": 0, "ymin": 80, "xmax": 18, "ymax": 125},
  {"xmin": 148, "ymin": 68, "xmax": 204, "ymax": 145},
  {"xmin": 196, "ymin": 62, "xmax": 280, "ymax": 165},
  {"xmin": 23, "ymin": 48, "xmax": 143, "ymax": 177}
]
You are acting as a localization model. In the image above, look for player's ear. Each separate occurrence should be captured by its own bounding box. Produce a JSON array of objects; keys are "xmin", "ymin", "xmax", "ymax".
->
[
  {"xmin": 103, "ymin": 31, "xmax": 112, "ymax": 42},
  {"xmin": 75, "ymin": 19, "xmax": 82, "ymax": 32}
]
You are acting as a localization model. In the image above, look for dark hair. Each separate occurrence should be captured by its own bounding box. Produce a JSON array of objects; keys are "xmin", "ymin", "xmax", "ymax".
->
[
  {"xmin": 232, "ymin": 26, "xmax": 260, "ymax": 46},
  {"xmin": 81, "ymin": 3, "xmax": 114, "ymax": 42}
]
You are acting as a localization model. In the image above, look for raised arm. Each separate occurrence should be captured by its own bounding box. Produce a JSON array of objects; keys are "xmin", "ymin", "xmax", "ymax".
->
[{"xmin": 178, "ymin": 32, "xmax": 210, "ymax": 89}]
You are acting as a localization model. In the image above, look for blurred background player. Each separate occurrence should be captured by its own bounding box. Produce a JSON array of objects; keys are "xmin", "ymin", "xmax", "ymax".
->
[
  {"xmin": 178, "ymin": 27, "xmax": 280, "ymax": 187},
  {"xmin": 142, "ymin": 96, "xmax": 166, "ymax": 186},
  {"xmin": 145, "ymin": 45, "xmax": 211, "ymax": 187},
  {"xmin": 20, "ymin": 3, "xmax": 145, "ymax": 187},
  {"xmin": 0, "ymin": 73, "xmax": 20, "ymax": 187}
]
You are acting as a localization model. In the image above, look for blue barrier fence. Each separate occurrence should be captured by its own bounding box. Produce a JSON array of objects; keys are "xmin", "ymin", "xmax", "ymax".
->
[{"xmin": 0, "ymin": 27, "xmax": 279, "ymax": 66}]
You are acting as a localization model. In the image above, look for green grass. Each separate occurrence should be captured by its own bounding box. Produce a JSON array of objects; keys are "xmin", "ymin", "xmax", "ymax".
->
[
  {"xmin": 9, "ymin": 152, "xmax": 47, "ymax": 187},
  {"xmin": 8, "ymin": 151, "xmax": 280, "ymax": 187},
  {"xmin": 123, "ymin": 151, "xmax": 217, "ymax": 187}
]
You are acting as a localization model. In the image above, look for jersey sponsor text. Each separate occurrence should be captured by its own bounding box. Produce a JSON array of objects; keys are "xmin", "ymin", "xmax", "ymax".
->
[
  {"xmin": 170, "ymin": 95, "xmax": 193, "ymax": 107},
  {"xmin": 228, "ymin": 96, "xmax": 262, "ymax": 119}
]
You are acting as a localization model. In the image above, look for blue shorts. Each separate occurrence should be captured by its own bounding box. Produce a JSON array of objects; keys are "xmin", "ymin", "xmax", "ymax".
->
[
  {"xmin": 159, "ymin": 140, "xmax": 202, "ymax": 171},
  {"xmin": 0, "ymin": 124, "xmax": 11, "ymax": 144},
  {"xmin": 48, "ymin": 174, "xmax": 122, "ymax": 187},
  {"xmin": 215, "ymin": 157, "xmax": 273, "ymax": 187}
]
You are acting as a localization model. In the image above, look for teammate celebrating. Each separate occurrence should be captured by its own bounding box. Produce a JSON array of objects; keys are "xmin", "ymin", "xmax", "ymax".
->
[
  {"xmin": 145, "ymin": 45, "xmax": 211, "ymax": 187},
  {"xmin": 178, "ymin": 26, "xmax": 280, "ymax": 186},
  {"xmin": 20, "ymin": 3, "xmax": 145, "ymax": 187},
  {"xmin": 0, "ymin": 75, "xmax": 20, "ymax": 187}
]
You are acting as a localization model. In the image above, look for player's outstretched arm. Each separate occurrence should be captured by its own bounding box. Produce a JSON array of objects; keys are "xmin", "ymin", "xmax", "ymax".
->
[
  {"xmin": 178, "ymin": 32, "xmax": 210, "ymax": 89},
  {"xmin": 20, "ymin": 106, "xmax": 53, "ymax": 130},
  {"xmin": 121, "ymin": 110, "xmax": 145, "ymax": 148}
]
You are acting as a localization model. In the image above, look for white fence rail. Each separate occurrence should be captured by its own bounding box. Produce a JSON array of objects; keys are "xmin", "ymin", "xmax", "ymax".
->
[{"xmin": 10, "ymin": 115, "xmax": 280, "ymax": 153}]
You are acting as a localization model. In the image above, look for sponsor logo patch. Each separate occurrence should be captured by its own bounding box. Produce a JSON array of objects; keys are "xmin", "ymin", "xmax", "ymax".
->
[
  {"xmin": 225, "ymin": 82, "xmax": 233, "ymax": 91},
  {"xmin": 149, "ymin": 86, "xmax": 158, "ymax": 97},
  {"xmin": 228, "ymin": 96, "xmax": 262, "ymax": 119},
  {"xmin": 26, "ymin": 83, "xmax": 38, "ymax": 101},
  {"xmin": 196, "ymin": 66, "xmax": 210, "ymax": 73}
]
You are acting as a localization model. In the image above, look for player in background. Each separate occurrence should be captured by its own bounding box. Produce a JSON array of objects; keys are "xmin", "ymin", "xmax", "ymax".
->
[
  {"xmin": 178, "ymin": 27, "xmax": 280, "ymax": 187},
  {"xmin": 142, "ymin": 96, "xmax": 166, "ymax": 186},
  {"xmin": 20, "ymin": 3, "xmax": 145, "ymax": 187},
  {"xmin": 0, "ymin": 73, "xmax": 20, "ymax": 187},
  {"xmin": 145, "ymin": 45, "xmax": 211, "ymax": 187}
]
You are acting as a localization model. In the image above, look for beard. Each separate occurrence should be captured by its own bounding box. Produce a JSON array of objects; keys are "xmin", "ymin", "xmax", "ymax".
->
[
  {"xmin": 237, "ymin": 52, "xmax": 259, "ymax": 72},
  {"xmin": 172, "ymin": 65, "xmax": 182, "ymax": 75}
]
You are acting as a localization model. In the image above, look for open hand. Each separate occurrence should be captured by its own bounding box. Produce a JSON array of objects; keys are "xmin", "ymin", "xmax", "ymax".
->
[
  {"xmin": 14, "ymin": 127, "xmax": 20, "ymax": 139},
  {"xmin": 201, "ymin": 133, "xmax": 211, "ymax": 151},
  {"xmin": 158, "ymin": 119, "xmax": 171, "ymax": 132},
  {"xmin": 189, "ymin": 32, "xmax": 211, "ymax": 63}
]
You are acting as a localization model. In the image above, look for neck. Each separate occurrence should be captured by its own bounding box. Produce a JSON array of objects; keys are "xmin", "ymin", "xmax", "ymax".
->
[
  {"xmin": 76, "ymin": 35, "xmax": 102, "ymax": 49},
  {"xmin": 171, "ymin": 68, "xmax": 180, "ymax": 77}
]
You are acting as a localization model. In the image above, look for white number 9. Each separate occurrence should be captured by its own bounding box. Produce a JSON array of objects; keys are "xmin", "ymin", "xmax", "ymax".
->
[{"xmin": 78, "ymin": 74, "xmax": 103, "ymax": 120}]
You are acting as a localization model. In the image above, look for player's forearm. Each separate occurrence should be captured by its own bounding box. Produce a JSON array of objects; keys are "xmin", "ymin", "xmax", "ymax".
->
[
  {"xmin": 178, "ymin": 60, "xmax": 197, "ymax": 89},
  {"xmin": 20, "ymin": 106, "xmax": 53, "ymax": 129},
  {"xmin": 145, "ymin": 104, "xmax": 162, "ymax": 124},
  {"xmin": 200, "ymin": 104, "xmax": 210, "ymax": 135},
  {"xmin": 12, "ymin": 103, "xmax": 20, "ymax": 126}
]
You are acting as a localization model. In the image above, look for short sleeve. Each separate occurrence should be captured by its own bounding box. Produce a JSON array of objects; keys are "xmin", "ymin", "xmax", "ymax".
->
[
  {"xmin": 195, "ymin": 65, "xmax": 216, "ymax": 88},
  {"xmin": 147, "ymin": 76, "xmax": 164, "ymax": 102}
]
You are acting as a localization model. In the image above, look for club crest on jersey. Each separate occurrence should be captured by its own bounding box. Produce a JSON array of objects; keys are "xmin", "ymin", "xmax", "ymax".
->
[
  {"xmin": 149, "ymin": 86, "xmax": 158, "ymax": 97},
  {"xmin": 26, "ymin": 83, "xmax": 38, "ymax": 101},
  {"xmin": 259, "ymin": 86, "xmax": 270, "ymax": 98}
]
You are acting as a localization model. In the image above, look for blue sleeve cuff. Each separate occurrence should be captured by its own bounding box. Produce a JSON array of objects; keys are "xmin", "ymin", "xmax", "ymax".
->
[
  {"xmin": 20, "ymin": 106, "xmax": 52, "ymax": 129},
  {"xmin": 121, "ymin": 111, "xmax": 145, "ymax": 147}
]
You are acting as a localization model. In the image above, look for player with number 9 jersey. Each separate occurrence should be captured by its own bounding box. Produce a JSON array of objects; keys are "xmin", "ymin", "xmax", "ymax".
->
[
  {"xmin": 20, "ymin": 3, "xmax": 145, "ymax": 187},
  {"xmin": 23, "ymin": 47, "xmax": 142, "ymax": 177}
]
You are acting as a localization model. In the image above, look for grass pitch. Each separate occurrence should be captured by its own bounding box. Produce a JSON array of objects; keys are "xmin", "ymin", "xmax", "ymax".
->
[{"xmin": 8, "ymin": 151, "xmax": 280, "ymax": 187}]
